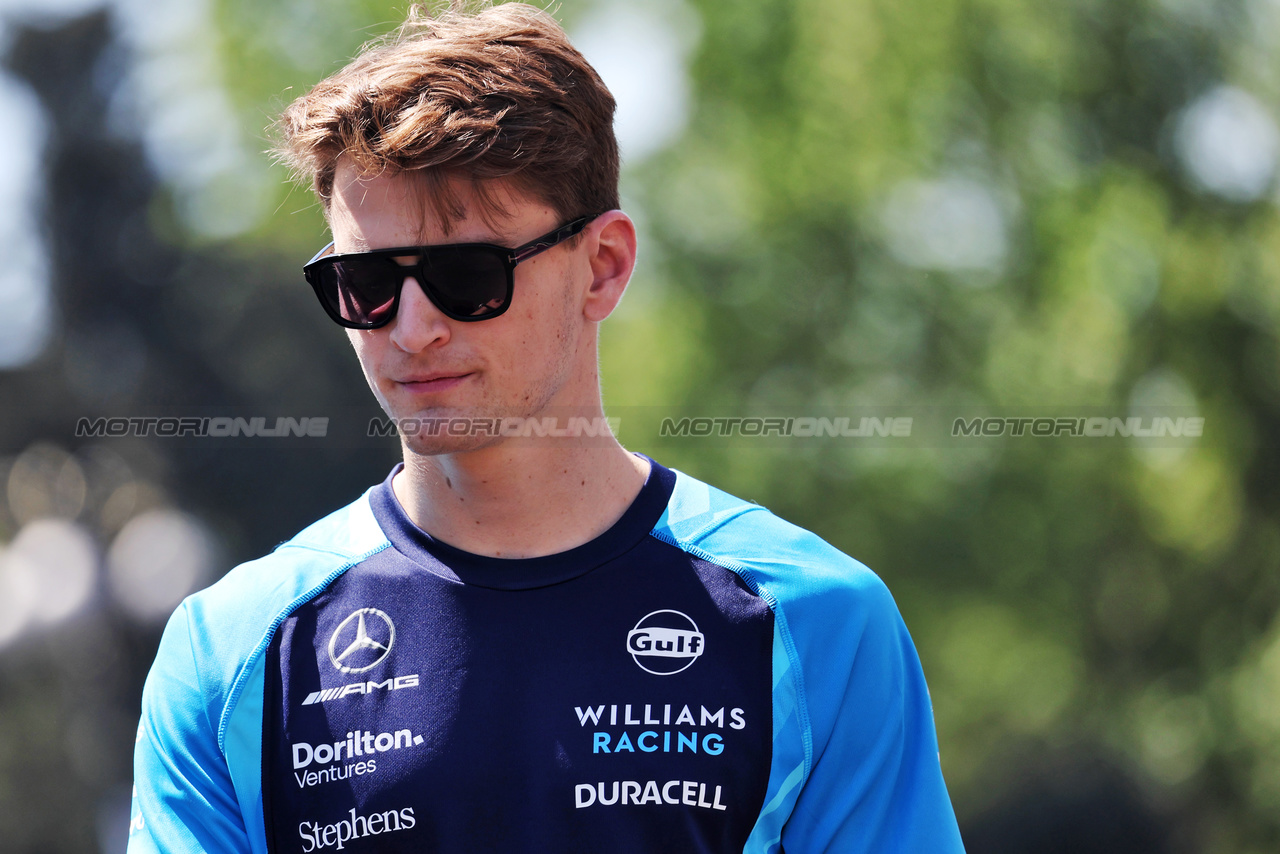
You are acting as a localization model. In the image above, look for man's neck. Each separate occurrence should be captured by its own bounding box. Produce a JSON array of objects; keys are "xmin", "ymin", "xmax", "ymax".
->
[{"xmin": 391, "ymin": 432, "xmax": 650, "ymax": 559}]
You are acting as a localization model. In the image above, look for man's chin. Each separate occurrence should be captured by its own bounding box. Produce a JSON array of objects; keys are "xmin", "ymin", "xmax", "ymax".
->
[
  {"xmin": 399, "ymin": 430, "xmax": 504, "ymax": 457},
  {"xmin": 383, "ymin": 402, "xmax": 600, "ymax": 456},
  {"xmin": 383, "ymin": 407, "xmax": 504, "ymax": 456}
]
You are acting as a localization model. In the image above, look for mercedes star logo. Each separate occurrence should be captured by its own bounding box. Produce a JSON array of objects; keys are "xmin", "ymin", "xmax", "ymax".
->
[{"xmin": 328, "ymin": 608, "xmax": 396, "ymax": 673}]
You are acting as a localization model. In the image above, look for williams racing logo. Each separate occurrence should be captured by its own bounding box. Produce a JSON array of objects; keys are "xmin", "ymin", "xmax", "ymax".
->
[
  {"xmin": 627, "ymin": 610, "xmax": 704, "ymax": 675},
  {"xmin": 329, "ymin": 608, "xmax": 395, "ymax": 673}
]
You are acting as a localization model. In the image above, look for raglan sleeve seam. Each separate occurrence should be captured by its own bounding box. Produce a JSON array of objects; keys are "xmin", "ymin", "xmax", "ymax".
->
[{"xmin": 745, "ymin": 569, "xmax": 816, "ymax": 782}]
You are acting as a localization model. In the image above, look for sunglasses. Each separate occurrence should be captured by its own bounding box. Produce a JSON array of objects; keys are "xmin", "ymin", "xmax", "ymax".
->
[{"xmin": 303, "ymin": 215, "xmax": 593, "ymax": 329}]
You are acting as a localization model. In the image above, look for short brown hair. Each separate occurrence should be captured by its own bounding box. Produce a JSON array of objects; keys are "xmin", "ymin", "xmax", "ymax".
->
[{"xmin": 274, "ymin": 2, "xmax": 619, "ymax": 231}]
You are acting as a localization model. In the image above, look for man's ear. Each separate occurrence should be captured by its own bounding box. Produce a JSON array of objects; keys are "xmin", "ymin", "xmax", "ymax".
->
[{"xmin": 582, "ymin": 210, "xmax": 637, "ymax": 322}]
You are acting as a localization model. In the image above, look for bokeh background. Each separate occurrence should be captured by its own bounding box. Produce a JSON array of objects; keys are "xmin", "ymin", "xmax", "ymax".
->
[{"xmin": 0, "ymin": 0, "xmax": 1277, "ymax": 850}]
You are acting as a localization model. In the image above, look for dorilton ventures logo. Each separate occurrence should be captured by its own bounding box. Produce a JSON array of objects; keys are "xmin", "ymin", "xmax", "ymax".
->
[
  {"xmin": 627, "ymin": 610, "xmax": 705, "ymax": 675},
  {"xmin": 328, "ymin": 608, "xmax": 395, "ymax": 674}
]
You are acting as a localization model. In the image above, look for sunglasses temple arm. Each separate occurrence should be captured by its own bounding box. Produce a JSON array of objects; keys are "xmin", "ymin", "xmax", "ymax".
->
[
  {"xmin": 306, "ymin": 241, "xmax": 338, "ymax": 266},
  {"xmin": 511, "ymin": 216, "xmax": 591, "ymax": 264}
]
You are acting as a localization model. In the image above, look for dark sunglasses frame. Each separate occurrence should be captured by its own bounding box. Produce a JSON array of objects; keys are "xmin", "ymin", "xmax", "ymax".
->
[{"xmin": 303, "ymin": 215, "xmax": 594, "ymax": 329}]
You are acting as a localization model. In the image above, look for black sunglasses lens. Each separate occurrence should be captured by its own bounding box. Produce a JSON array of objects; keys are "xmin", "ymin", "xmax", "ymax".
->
[
  {"xmin": 317, "ymin": 257, "xmax": 402, "ymax": 327},
  {"xmin": 422, "ymin": 247, "xmax": 510, "ymax": 319}
]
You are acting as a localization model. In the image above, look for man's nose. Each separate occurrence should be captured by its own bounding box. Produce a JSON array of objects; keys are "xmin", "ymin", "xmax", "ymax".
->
[{"xmin": 388, "ymin": 276, "xmax": 451, "ymax": 352}]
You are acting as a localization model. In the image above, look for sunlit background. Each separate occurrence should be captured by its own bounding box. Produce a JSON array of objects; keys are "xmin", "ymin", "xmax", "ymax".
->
[{"xmin": 1, "ymin": 0, "xmax": 1278, "ymax": 850}]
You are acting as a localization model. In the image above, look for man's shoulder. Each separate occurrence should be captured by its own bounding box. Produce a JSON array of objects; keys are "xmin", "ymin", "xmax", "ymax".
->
[
  {"xmin": 175, "ymin": 487, "xmax": 392, "ymax": 665},
  {"xmin": 652, "ymin": 466, "xmax": 889, "ymax": 610},
  {"xmin": 137, "ymin": 486, "xmax": 396, "ymax": 774},
  {"xmin": 652, "ymin": 466, "xmax": 919, "ymax": 751}
]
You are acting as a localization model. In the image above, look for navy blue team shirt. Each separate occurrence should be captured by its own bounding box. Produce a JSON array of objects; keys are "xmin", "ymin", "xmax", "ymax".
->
[{"xmin": 128, "ymin": 458, "xmax": 965, "ymax": 852}]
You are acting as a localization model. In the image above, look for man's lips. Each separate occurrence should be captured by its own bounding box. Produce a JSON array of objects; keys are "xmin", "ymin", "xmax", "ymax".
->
[{"xmin": 394, "ymin": 372, "xmax": 473, "ymax": 392}]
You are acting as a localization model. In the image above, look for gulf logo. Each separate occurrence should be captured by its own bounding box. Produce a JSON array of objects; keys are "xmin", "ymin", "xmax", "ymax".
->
[{"xmin": 627, "ymin": 610, "xmax": 705, "ymax": 675}]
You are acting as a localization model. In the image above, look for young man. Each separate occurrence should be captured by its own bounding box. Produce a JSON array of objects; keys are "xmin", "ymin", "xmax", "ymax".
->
[{"xmin": 129, "ymin": 4, "xmax": 965, "ymax": 852}]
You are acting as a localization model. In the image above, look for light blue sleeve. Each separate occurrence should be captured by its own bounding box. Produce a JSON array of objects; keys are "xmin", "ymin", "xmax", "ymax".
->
[
  {"xmin": 127, "ymin": 491, "xmax": 391, "ymax": 854},
  {"xmin": 128, "ymin": 601, "xmax": 257, "ymax": 854},
  {"xmin": 773, "ymin": 565, "xmax": 963, "ymax": 852},
  {"xmin": 654, "ymin": 470, "xmax": 964, "ymax": 854}
]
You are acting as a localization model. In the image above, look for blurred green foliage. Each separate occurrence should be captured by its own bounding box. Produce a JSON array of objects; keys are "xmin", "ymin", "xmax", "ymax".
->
[{"xmin": 208, "ymin": 0, "xmax": 1280, "ymax": 847}]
